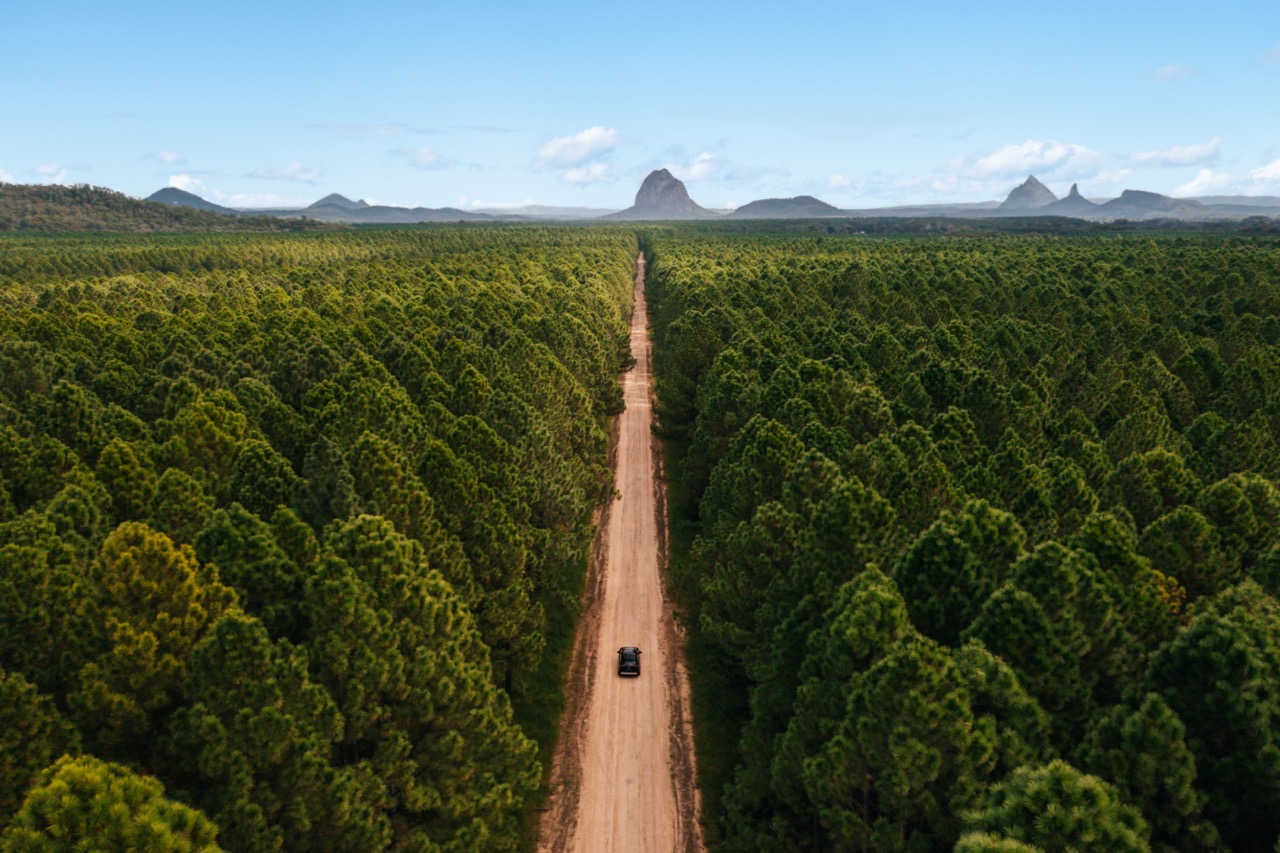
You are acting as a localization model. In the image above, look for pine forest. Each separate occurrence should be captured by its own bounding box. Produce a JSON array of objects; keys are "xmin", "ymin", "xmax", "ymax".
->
[{"xmin": 2, "ymin": 221, "xmax": 1280, "ymax": 852}]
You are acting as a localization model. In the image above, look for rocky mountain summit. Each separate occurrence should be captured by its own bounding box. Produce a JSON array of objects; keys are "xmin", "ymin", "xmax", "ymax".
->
[
  {"xmin": 604, "ymin": 169, "xmax": 715, "ymax": 220},
  {"xmin": 1043, "ymin": 183, "xmax": 1099, "ymax": 216},
  {"xmin": 309, "ymin": 194, "xmax": 369, "ymax": 211},
  {"xmin": 999, "ymin": 175, "xmax": 1058, "ymax": 210}
]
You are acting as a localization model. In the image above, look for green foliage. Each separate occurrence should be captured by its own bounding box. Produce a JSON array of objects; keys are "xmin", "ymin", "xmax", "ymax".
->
[
  {"xmin": 0, "ymin": 513, "xmax": 92, "ymax": 695},
  {"xmin": 194, "ymin": 504, "xmax": 305, "ymax": 640},
  {"xmin": 228, "ymin": 438, "xmax": 296, "ymax": 519},
  {"xmin": 646, "ymin": 228, "xmax": 1280, "ymax": 851},
  {"xmin": 0, "ymin": 225, "xmax": 636, "ymax": 848},
  {"xmin": 305, "ymin": 515, "xmax": 540, "ymax": 848},
  {"xmin": 166, "ymin": 613, "xmax": 386, "ymax": 850},
  {"xmin": 150, "ymin": 468, "xmax": 216, "ymax": 545},
  {"xmin": 0, "ymin": 667, "xmax": 80, "ymax": 825},
  {"xmin": 1, "ymin": 754, "xmax": 222, "ymax": 851},
  {"xmin": 1145, "ymin": 581, "xmax": 1280, "ymax": 851},
  {"xmin": 97, "ymin": 438, "xmax": 157, "ymax": 523},
  {"xmin": 801, "ymin": 634, "xmax": 994, "ymax": 851},
  {"xmin": 70, "ymin": 522, "xmax": 238, "ymax": 754},
  {"xmin": 1078, "ymin": 694, "xmax": 1220, "ymax": 852},
  {"xmin": 894, "ymin": 500, "xmax": 1025, "ymax": 646},
  {"xmin": 958, "ymin": 759, "xmax": 1150, "ymax": 853}
]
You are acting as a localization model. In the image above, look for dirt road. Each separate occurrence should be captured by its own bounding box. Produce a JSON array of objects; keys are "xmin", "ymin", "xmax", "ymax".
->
[{"xmin": 537, "ymin": 254, "xmax": 702, "ymax": 853}]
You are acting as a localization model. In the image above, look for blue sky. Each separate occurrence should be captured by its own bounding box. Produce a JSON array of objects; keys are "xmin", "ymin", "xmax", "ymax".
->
[{"xmin": 3, "ymin": 0, "xmax": 1278, "ymax": 210}]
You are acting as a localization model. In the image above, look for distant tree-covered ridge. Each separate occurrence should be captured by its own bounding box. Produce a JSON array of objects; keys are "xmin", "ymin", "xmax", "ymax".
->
[
  {"xmin": 0, "ymin": 183, "xmax": 328, "ymax": 232},
  {"xmin": 0, "ymin": 226, "xmax": 636, "ymax": 848},
  {"xmin": 645, "ymin": 229, "xmax": 1280, "ymax": 852}
]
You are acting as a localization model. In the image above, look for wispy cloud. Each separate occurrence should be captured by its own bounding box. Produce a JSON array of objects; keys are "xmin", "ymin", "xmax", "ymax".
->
[
  {"xmin": 36, "ymin": 162, "xmax": 68, "ymax": 184},
  {"xmin": 966, "ymin": 139, "xmax": 1104, "ymax": 177},
  {"xmin": 146, "ymin": 150, "xmax": 186, "ymax": 165},
  {"xmin": 1174, "ymin": 169, "xmax": 1238, "ymax": 196},
  {"xmin": 665, "ymin": 152, "xmax": 717, "ymax": 182},
  {"xmin": 562, "ymin": 163, "xmax": 616, "ymax": 184},
  {"xmin": 889, "ymin": 138, "xmax": 1112, "ymax": 199},
  {"xmin": 1130, "ymin": 137, "xmax": 1221, "ymax": 167},
  {"xmin": 1152, "ymin": 64, "xmax": 1196, "ymax": 82},
  {"xmin": 168, "ymin": 174, "xmax": 206, "ymax": 193},
  {"xmin": 392, "ymin": 146, "xmax": 449, "ymax": 170},
  {"xmin": 535, "ymin": 127, "xmax": 620, "ymax": 168},
  {"xmin": 1253, "ymin": 159, "xmax": 1280, "ymax": 181},
  {"xmin": 250, "ymin": 162, "xmax": 323, "ymax": 183},
  {"xmin": 1173, "ymin": 159, "xmax": 1280, "ymax": 196},
  {"xmin": 828, "ymin": 174, "xmax": 852, "ymax": 189},
  {"xmin": 0, "ymin": 165, "xmax": 12, "ymax": 183}
]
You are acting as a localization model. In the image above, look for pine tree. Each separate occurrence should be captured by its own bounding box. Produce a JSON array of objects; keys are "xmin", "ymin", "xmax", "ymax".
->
[
  {"xmin": 958, "ymin": 760, "xmax": 1150, "ymax": 853},
  {"xmin": 0, "ymin": 667, "xmax": 80, "ymax": 824},
  {"xmin": 1, "ymin": 755, "xmax": 222, "ymax": 851},
  {"xmin": 166, "ymin": 613, "xmax": 388, "ymax": 850},
  {"xmin": 304, "ymin": 516, "xmax": 539, "ymax": 849},
  {"xmin": 70, "ymin": 522, "xmax": 237, "ymax": 755}
]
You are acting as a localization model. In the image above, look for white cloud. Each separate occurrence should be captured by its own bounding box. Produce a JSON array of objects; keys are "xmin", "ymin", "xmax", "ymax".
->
[
  {"xmin": 562, "ymin": 163, "xmax": 616, "ymax": 184},
  {"xmin": 250, "ymin": 162, "xmax": 323, "ymax": 183},
  {"xmin": 0, "ymin": 166, "xmax": 12, "ymax": 183},
  {"xmin": 827, "ymin": 173, "xmax": 852, "ymax": 189},
  {"xmin": 168, "ymin": 174, "xmax": 207, "ymax": 193},
  {"xmin": 1173, "ymin": 160, "xmax": 1280, "ymax": 196},
  {"xmin": 1130, "ymin": 137, "xmax": 1221, "ymax": 168},
  {"xmin": 1251, "ymin": 159, "xmax": 1280, "ymax": 182},
  {"xmin": 36, "ymin": 162, "xmax": 68, "ymax": 184},
  {"xmin": 1152, "ymin": 64, "xmax": 1195, "ymax": 82},
  {"xmin": 1263, "ymin": 43, "xmax": 1280, "ymax": 64},
  {"xmin": 393, "ymin": 146, "xmax": 447, "ymax": 169},
  {"xmin": 888, "ymin": 139, "xmax": 1114, "ymax": 200},
  {"xmin": 666, "ymin": 152, "xmax": 717, "ymax": 182},
  {"xmin": 1173, "ymin": 169, "xmax": 1239, "ymax": 196},
  {"xmin": 535, "ymin": 126, "xmax": 619, "ymax": 167},
  {"xmin": 147, "ymin": 150, "xmax": 186, "ymax": 164},
  {"xmin": 964, "ymin": 139, "xmax": 1104, "ymax": 178}
]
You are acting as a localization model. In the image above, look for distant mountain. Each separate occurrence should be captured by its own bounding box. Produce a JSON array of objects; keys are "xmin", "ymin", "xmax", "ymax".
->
[
  {"xmin": 296, "ymin": 203, "xmax": 493, "ymax": 223},
  {"xmin": 148, "ymin": 187, "xmax": 495, "ymax": 223},
  {"xmin": 1098, "ymin": 190, "xmax": 1214, "ymax": 220},
  {"xmin": 1, "ymin": 184, "xmax": 319, "ymax": 233},
  {"xmin": 1000, "ymin": 176, "xmax": 1058, "ymax": 210},
  {"xmin": 147, "ymin": 187, "xmax": 239, "ymax": 215},
  {"xmin": 1041, "ymin": 184, "xmax": 1099, "ymax": 217},
  {"xmin": 604, "ymin": 169, "xmax": 716, "ymax": 220},
  {"xmin": 728, "ymin": 196, "xmax": 843, "ymax": 219},
  {"xmin": 308, "ymin": 193, "xmax": 368, "ymax": 211}
]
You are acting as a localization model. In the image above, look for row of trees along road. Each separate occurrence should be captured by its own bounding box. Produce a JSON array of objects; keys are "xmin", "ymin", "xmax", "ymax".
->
[
  {"xmin": 0, "ymin": 226, "xmax": 636, "ymax": 850},
  {"xmin": 644, "ymin": 227, "xmax": 1280, "ymax": 852}
]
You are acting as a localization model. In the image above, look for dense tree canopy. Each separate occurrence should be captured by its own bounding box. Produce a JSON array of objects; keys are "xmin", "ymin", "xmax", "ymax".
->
[
  {"xmin": 645, "ymin": 228, "xmax": 1280, "ymax": 851},
  {"xmin": 0, "ymin": 225, "xmax": 636, "ymax": 847}
]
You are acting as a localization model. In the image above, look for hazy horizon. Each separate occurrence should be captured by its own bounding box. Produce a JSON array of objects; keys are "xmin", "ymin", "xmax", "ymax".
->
[{"xmin": 4, "ymin": 0, "xmax": 1278, "ymax": 211}]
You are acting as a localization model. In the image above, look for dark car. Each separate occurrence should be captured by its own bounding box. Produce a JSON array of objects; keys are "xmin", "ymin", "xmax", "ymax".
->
[{"xmin": 617, "ymin": 646, "xmax": 641, "ymax": 677}]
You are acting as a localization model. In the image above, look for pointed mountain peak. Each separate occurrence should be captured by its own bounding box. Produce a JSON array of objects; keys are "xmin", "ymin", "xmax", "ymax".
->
[
  {"xmin": 1000, "ymin": 175, "xmax": 1058, "ymax": 210},
  {"xmin": 1067, "ymin": 183, "xmax": 1082, "ymax": 198},
  {"xmin": 309, "ymin": 193, "xmax": 368, "ymax": 211}
]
